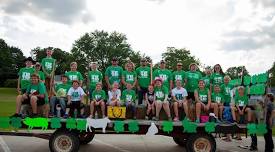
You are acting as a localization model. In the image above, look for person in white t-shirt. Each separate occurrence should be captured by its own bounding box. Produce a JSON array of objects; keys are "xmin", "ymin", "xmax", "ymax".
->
[
  {"xmin": 64, "ymin": 80, "xmax": 86, "ymax": 118},
  {"xmin": 172, "ymin": 80, "xmax": 188, "ymax": 121},
  {"xmin": 108, "ymin": 82, "xmax": 122, "ymax": 106}
]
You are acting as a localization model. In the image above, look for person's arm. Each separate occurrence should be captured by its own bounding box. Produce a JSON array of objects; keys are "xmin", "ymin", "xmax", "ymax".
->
[
  {"xmin": 133, "ymin": 75, "xmax": 137, "ymax": 88},
  {"xmin": 67, "ymin": 88, "xmax": 72, "ymax": 104},
  {"xmin": 17, "ymin": 77, "xmax": 21, "ymax": 94},
  {"xmin": 80, "ymin": 88, "xmax": 85, "ymax": 103},
  {"xmin": 207, "ymin": 90, "xmax": 211, "ymax": 107},
  {"xmin": 169, "ymin": 80, "xmax": 173, "ymax": 91},
  {"xmin": 194, "ymin": 90, "xmax": 201, "ymax": 103},
  {"xmin": 105, "ymin": 76, "xmax": 111, "ymax": 90},
  {"xmin": 121, "ymin": 74, "xmax": 127, "ymax": 86}
]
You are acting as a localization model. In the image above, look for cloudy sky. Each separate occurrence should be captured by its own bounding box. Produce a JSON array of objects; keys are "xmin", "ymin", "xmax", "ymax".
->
[{"xmin": 1, "ymin": 0, "xmax": 275, "ymax": 74}]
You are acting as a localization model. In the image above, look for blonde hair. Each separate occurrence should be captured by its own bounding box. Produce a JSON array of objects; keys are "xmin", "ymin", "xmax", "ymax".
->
[
  {"xmin": 70, "ymin": 62, "xmax": 77, "ymax": 67},
  {"xmin": 125, "ymin": 61, "xmax": 135, "ymax": 71},
  {"xmin": 224, "ymin": 75, "xmax": 231, "ymax": 81}
]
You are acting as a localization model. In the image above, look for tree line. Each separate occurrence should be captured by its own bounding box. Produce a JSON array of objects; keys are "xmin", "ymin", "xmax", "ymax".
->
[{"xmin": 0, "ymin": 30, "xmax": 274, "ymax": 87}]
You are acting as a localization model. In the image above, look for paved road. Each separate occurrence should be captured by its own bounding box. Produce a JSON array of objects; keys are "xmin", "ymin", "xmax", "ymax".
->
[{"xmin": 0, "ymin": 134, "xmax": 273, "ymax": 152}]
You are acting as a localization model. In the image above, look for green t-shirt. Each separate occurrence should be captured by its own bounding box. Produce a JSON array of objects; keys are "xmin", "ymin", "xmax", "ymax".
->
[
  {"xmin": 185, "ymin": 71, "xmax": 202, "ymax": 92},
  {"xmin": 136, "ymin": 66, "xmax": 151, "ymax": 88},
  {"xmin": 196, "ymin": 88, "xmax": 209, "ymax": 104},
  {"xmin": 173, "ymin": 70, "xmax": 186, "ymax": 86},
  {"xmin": 105, "ymin": 65, "xmax": 123, "ymax": 85},
  {"xmin": 153, "ymin": 69, "xmax": 172, "ymax": 89},
  {"xmin": 88, "ymin": 70, "xmax": 103, "ymax": 89},
  {"xmin": 202, "ymin": 75, "xmax": 211, "ymax": 89},
  {"xmin": 65, "ymin": 71, "xmax": 84, "ymax": 85},
  {"xmin": 211, "ymin": 92, "xmax": 224, "ymax": 104},
  {"xmin": 154, "ymin": 86, "xmax": 169, "ymax": 101},
  {"xmin": 92, "ymin": 90, "xmax": 106, "ymax": 101},
  {"xmin": 26, "ymin": 82, "xmax": 48, "ymax": 103},
  {"xmin": 36, "ymin": 71, "xmax": 45, "ymax": 81},
  {"xmin": 121, "ymin": 89, "xmax": 136, "ymax": 103},
  {"xmin": 55, "ymin": 83, "xmax": 71, "ymax": 97},
  {"xmin": 221, "ymin": 83, "xmax": 233, "ymax": 103},
  {"xmin": 210, "ymin": 73, "xmax": 224, "ymax": 86},
  {"xmin": 18, "ymin": 67, "xmax": 35, "ymax": 89},
  {"xmin": 234, "ymin": 95, "xmax": 248, "ymax": 107},
  {"xmin": 41, "ymin": 57, "xmax": 56, "ymax": 74},
  {"xmin": 122, "ymin": 70, "xmax": 137, "ymax": 86}
]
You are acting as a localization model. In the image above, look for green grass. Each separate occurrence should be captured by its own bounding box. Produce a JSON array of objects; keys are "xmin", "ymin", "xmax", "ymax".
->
[{"xmin": 0, "ymin": 88, "xmax": 17, "ymax": 116}]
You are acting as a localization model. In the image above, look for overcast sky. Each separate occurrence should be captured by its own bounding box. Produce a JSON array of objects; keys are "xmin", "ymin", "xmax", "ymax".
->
[{"xmin": 1, "ymin": 0, "xmax": 275, "ymax": 74}]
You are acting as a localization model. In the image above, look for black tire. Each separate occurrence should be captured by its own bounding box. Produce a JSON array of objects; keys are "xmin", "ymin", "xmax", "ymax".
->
[
  {"xmin": 186, "ymin": 133, "xmax": 216, "ymax": 152},
  {"xmin": 49, "ymin": 130, "xmax": 80, "ymax": 152},
  {"xmin": 79, "ymin": 132, "xmax": 95, "ymax": 145},
  {"xmin": 173, "ymin": 137, "xmax": 187, "ymax": 147}
]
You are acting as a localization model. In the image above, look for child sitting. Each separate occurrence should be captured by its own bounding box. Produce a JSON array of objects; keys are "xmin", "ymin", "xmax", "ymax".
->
[
  {"xmin": 64, "ymin": 80, "xmax": 85, "ymax": 118},
  {"xmin": 107, "ymin": 82, "xmax": 121, "ymax": 106},
  {"xmin": 211, "ymin": 85, "xmax": 224, "ymax": 120},
  {"xmin": 89, "ymin": 82, "xmax": 106, "ymax": 118},
  {"xmin": 121, "ymin": 83, "xmax": 137, "ymax": 119},
  {"xmin": 145, "ymin": 85, "xmax": 156, "ymax": 120},
  {"xmin": 171, "ymin": 80, "xmax": 188, "ymax": 121}
]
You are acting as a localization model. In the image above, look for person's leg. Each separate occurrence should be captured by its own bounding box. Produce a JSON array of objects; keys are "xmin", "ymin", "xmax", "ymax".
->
[
  {"xmin": 146, "ymin": 105, "xmax": 152, "ymax": 116},
  {"xmin": 173, "ymin": 102, "xmax": 179, "ymax": 118},
  {"xmin": 100, "ymin": 101, "xmax": 105, "ymax": 117},
  {"xmin": 264, "ymin": 128, "xmax": 274, "ymax": 152},
  {"xmin": 50, "ymin": 96, "xmax": 57, "ymax": 115},
  {"xmin": 15, "ymin": 95, "xmax": 24, "ymax": 114},
  {"xmin": 210, "ymin": 103, "xmax": 218, "ymax": 117},
  {"xmin": 30, "ymin": 96, "xmax": 38, "ymax": 114},
  {"xmin": 245, "ymin": 107, "xmax": 252, "ymax": 122},
  {"xmin": 90, "ymin": 101, "xmax": 96, "ymax": 117},
  {"xmin": 231, "ymin": 106, "xmax": 237, "ymax": 122},
  {"xmin": 163, "ymin": 101, "xmax": 171, "ymax": 119},
  {"xmin": 219, "ymin": 105, "xmax": 224, "ymax": 120},
  {"xmin": 183, "ymin": 101, "xmax": 189, "ymax": 119},
  {"xmin": 195, "ymin": 102, "xmax": 202, "ymax": 121},
  {"xmin": 155, "ymin": 101, "xmax": 162, "ymax": 119},
  {"xmin": 59, "ymin": 98, "xmax": 66, "ymax": 114}
]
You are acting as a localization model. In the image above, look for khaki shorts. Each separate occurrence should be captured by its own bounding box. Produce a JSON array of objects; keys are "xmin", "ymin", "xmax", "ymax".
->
[{"xmin": 156, "ymin": 100, "xmax": 169, "ymax": 103}]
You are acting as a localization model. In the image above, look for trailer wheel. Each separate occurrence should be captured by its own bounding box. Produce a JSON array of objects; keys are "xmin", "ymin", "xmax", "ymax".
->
[
  {"xmin": 49, "ymin": 130, "xmax": 80, "ymax": 152},
  {"xmin": 173, "ymin": 137, "xmax": 187, "ymax": 147},
  {"xmin": 186, "ymin": 134, "xmax": 216, "ymax": 152},
  {"xmin": 79, "ymin": 132, "xmax": 95, "ymax": 145}
]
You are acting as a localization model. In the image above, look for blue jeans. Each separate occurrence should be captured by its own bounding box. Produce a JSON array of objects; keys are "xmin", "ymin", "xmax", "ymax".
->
[{"xmin": 50, "ymin": 96, "xmax": 66, "ymax": 115}]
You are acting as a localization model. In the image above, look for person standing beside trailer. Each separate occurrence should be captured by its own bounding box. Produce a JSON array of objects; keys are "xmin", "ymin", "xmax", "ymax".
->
[
  {"xmin": 263, "ymin": 93, "xmax": 274, "ymax": 152},
  {"xmin": 136, "ymin": 58, "xmax": 151, "ymax": 105},
  {"xmin": 185, "ymin": 63, "xmax": 202, "ymax": 102},
  {"xmin": 87, "ymin": 62, "xmax": 103, "ymax": 101},
  {"xmin": 41, "ymin": 49, "xmax": 56, "ymax": 95},
  {"xmin": 105, "ymin": 57, "xmax": 123, "ymax": 90},
  {"xmin": 65, "ymin": 62, "xmax": 84, "ymax": 86}
]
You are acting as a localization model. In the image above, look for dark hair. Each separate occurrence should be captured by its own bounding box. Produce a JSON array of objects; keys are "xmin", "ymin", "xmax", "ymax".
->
[
  {"xmin": 61, "ymin": 75, "xmax": 68, "ymax": 79},
  {"xmin": 213, "ymin": 64, "xmax": 224, "ymax": 75},
  {"xmin": 267, "ymin": 94, "xmax": 274, "ymax": 102}
]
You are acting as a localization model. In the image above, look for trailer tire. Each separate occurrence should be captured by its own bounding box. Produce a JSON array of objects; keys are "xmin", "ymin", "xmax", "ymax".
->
[
  {"xmin": 79, "ymin": 132, "xmax": 95, "ymax": 145},
  {"xmin": 186, "ymin": 133, "xmax": 216, "ymax": 152},
  {"xmin": 173, "ymin": 137, "xmax": 187, "ymax": 147},
  {"xmin": 49, "ymin": 130, "xmax": 80, "ymax": 152}
]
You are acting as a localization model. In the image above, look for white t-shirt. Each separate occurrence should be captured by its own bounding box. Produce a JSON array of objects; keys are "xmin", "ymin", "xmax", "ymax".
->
[
  {"xmin": 67, "ymin": 87, "xmax": 85, "ymax": 101},
  {"xmin": 108, "ymin": 89, "xmax": 121, "ymax": 103},
  {"xmin": 171, "ymin": 87, "xmax": 188, "ymax": 101}
]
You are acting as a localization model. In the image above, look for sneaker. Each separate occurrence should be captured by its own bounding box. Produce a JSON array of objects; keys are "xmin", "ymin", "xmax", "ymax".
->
[
  {"xmin": 63, "ymin": 114, "xmax": 69, "ymax": 119},
  {"xmin": 168, "ymin": 117, "xmax": 172, "ymax": 121},
  {"xmin": 29, "ymin": 113, "xmax": 38, "ymax": 118},
  {"xmin": 173, "ymin": 117, "xmax": 179, "ymax": 122},
  {"xmin": 79, "ymin": 115, "xmax": 86, "ymax": 119},
  {"xmin": 145, "ymin": 116, "xmax": 149, "ymax": 120},
  {"xmin": 10, "ymin": 113, "xmax": 22, "ymax": 118},
  {"xmin": 249, "ymin": 146, "xmax": 257, "ymax": 151}
]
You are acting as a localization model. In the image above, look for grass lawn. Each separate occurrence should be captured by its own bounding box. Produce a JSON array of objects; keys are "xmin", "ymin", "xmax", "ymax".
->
[{"xmin": 0, "ymin": 88, "xmax": 16, "ymax": 116}]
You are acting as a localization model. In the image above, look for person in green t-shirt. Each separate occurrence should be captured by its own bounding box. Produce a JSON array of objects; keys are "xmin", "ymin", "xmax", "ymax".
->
[
  {"xmin": 154, "ymin": 78, "xmax": 171, "ymax": 121},
  {"xmin": 185, "ymin": 63, "xmax": 202, "ymax": 102},
  {"xmin": 65, "ymin": 62, "xmax": 84, "ymax": 86},
  {"xmin": 41, "ymin": 49, "xmax": 56, "ymax": 95},
  {"xmin": 173, "ymin": 62, "xmax": 186, "ymax": 88},
  {"xmin": 153, "ymin": 60, "xmax": 172, "ymax": 90},
  {"xmin": 105, "ymin": 57, "xmax": 123, "ymax": 89},
  {"xmin": 12, "ymin": 73, "xmax": 48, "ymax": 118},
  {"xmin": 202, "ymin": 67, "xmax": 211, "ymax": 90},
  {"xmin": 89, "ymin": 82, "xmax": 106, "ymax": 118},
  {"xmin": 34, "ymin": 62, "xmax": 45, "ymax": 83},
  {"xmin": 87, "ymin": 62, "xmax": 103, "ymax": 100},
  {"xmin": 211, "ymin": 85, "xmax": 224, "ymax": 119},
  {"xmin": 210, "ymin": 64, "xmax": 224, "ymax": 89},
  {"xmin": 231, "ymin": 86, "xmax": 252, "ymax": 123},
  {"xmin": 121, "ymin": 83, "xmax": 137, "ymax": 119},
  {"xmin": 136, "ymin": 58, "xmax": 151, "ymax": 105},
  {"xmin": 221, "ymin": 75, "xmax": 233, "ymax": 106},
  {"xmin": 194, "ymin": 80, "xmax": 211, "ymax": 123},
  {"xmin": 122, "ymin": 61, "xmax": 137, "ymax": 89},
  {"xmin": 17, "ymin": 57, "xmax": 35, "ymax": 94},
  {"xmin": 50, "ymin": 75, "xmax": 71, "ymax": 117}
]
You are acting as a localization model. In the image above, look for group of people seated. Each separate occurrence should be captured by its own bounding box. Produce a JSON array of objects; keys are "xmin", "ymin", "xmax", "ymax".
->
[{"xmin": 12, "ymin": 49, "xmax": 271, "ymax": 124}]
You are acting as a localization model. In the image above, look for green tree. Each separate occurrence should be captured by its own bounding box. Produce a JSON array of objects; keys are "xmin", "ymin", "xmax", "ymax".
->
[
  {"xmin": 71, "ymin": 30, "xmax": 144, "ymax": 74},
  {"xmin": 161, "ymin": 47, "xmax": 199, "ymax": 71},
  {"xmin": 31, "ymin": 47, "xmax": 73, "ymax": 75},
  {"xmin": 225, "ymin": 66, "xmax": 249, "ymax": 80}
]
